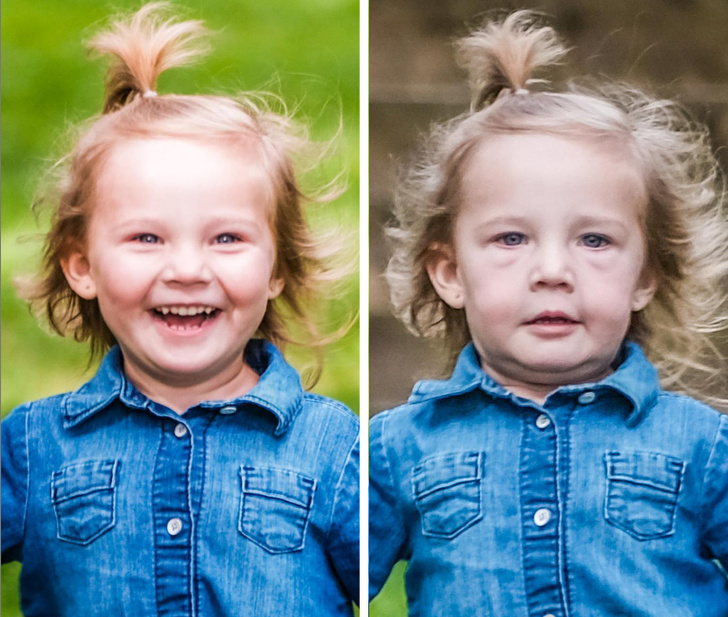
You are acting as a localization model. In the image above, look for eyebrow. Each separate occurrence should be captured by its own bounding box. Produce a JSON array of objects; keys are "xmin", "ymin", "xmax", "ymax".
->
[{"xmin": 572, "ymin": 216, "xmax": 630, "ymax": 231}]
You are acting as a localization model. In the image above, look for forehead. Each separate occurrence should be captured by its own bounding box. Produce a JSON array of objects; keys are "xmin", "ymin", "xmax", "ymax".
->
[
  {"xmin": 459, "ymin": 133, "xmax": 648, "ymax": 221},
  {"xmin": 95, "ymin": 137, "xmax": 276, "ymax": 216}
]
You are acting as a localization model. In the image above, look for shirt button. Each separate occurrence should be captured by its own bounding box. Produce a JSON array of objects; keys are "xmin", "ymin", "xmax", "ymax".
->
[
  {"xmin": 578, "ymin": 391, "xmax": 596, "ymax": 405},
  {"xmin": 544, "ymin": 614, "xmax": 556, "ymax": 617},
  {"xmin": 219, "ymin": 406, "xmax": 237, "ymax": 415},
  {"xmin": 534, "ymin": 508, "xmax": 552, "ymax": 527},
  {"xmin": 173, "ymin": 423, "xmax": 188, "ymax": 438},
  {"xmin": 535, "ymin": 414, "xmax": 551, "ymax": 429},
  {"xmin": 167, "ymin": 518, "xmax": 183, "ymax": 536}
]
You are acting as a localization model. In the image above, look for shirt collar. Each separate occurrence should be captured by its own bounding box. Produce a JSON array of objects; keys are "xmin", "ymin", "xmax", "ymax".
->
[
  {"xmin": 62, "ymin": 340, "xmax": 303, "ymax": 435},
  {"xmin": 408, "ymin": 341, "xmax": 660, "ymax": 424}
]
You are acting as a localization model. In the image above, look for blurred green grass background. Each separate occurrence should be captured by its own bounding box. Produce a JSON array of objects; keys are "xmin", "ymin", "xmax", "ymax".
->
[{"xmin": 1, "ymin": 0, "xmax": 358, "ymax": 612}]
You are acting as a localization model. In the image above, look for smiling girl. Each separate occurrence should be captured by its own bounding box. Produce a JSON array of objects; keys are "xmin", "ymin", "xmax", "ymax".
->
[
  {"xmin": 369, "ymin": 11, "xmax": 728, "ymax": 617},
  {"xmin": 1, "ymin": 4, "xmax": 358, "ymax": 616}
]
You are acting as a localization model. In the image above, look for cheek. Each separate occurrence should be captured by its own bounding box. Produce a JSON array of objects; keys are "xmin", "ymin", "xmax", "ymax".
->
[{"xmin": 218, "ymin": 258, "xmax": 276, "ymax": 303}]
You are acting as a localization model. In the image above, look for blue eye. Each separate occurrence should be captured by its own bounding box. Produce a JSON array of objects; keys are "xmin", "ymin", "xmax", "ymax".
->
[
  {"xmin": 581, "ymin": 234, "xmax": 610, "ymax": 248},
  {"xmin": 496, "ymin": 232, "xmax": 526, "ymax": 246},
  {"xmin": 133, "ymin": 233, "xmax": 160, "ymax": 244},
  {"xmin": 215, "ymin": 233, "xmax": 242, "ymax": 244}
]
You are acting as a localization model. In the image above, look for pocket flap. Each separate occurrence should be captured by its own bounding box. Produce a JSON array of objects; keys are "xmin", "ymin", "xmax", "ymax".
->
[
  {"xmin": 412, "ymin": 451, "xmax": 482, "ymax": 498},
  {"xmin": 605, "ymin": 451, "xmax": 684, "ymax": 493},
  {"xmin": 241, "ymin": 466, "xmax": 316, "ymax": 508},
  {"xmin": 52, "ymin": 460, "xmax": 117, "ymax": 503}
]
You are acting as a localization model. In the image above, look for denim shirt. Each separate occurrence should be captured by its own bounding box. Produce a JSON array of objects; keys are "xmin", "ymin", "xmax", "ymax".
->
[
  {"xmin": 2, "ymin": 340, "xmax": 359, "ymax": 616},
  {"xmin": 369, "ymin": 342, "xmax": 728, "ymax": 617}
]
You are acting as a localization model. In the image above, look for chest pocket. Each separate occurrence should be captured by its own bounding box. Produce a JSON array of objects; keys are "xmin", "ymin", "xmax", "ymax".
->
[
  {"xmin": 51, "ymin": 460, "xmax": 117, "ymax": 545},
  {"xmin": 604, "ymin": 451, "xmax": 685, "ymax": 541},
  {"xmin": 411, "ymin": 451, "xmax": 483, "ymax": 539},
  {"xmin": 238, "ymin": 466, "xmax": 316, "ymax": 554}
]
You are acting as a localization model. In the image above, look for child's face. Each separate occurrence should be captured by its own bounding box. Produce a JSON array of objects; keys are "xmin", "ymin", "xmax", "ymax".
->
[
  {"xmin": 63, "ymin": 138, "xmax": 282, "ymax": 392},
  {"xmin": 428, "ymin": 133, "xmax": 656, "ymax": 401}
]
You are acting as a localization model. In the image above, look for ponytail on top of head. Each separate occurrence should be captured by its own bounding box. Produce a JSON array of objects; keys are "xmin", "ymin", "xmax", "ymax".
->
[
  {"xmin": 454, "ymin": 10, "xmax": 567, "ymax": 111},
  {"xmin": 89, "ymin": 2, "xmax": 207, "ymax": 113}
]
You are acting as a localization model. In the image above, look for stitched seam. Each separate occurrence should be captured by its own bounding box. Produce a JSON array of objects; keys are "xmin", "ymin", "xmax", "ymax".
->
[
  {"xmin": 699, "ymin": 415, "xmax": 727, "ymax": 535},
  {"xmin": 377, "ymin": 412, "xmax": 407, "ymax": 543},
  {"xmin": 22, "ymin": 407, "xmax": 31, "ymax": 549},
  {"xmin": 324, "ymin": 426, "xmax": 358, "ymax": 543},
  {"xmin": 560, "ymin": 407, "xmax": 573, "ymax": 617},
  {"xmin": 152, "ymin": 423, "xmax": 162, "ymax": 615},
  {"xmin": 302, "ymin": 395, "xmax": 358, "ymax": 424}
]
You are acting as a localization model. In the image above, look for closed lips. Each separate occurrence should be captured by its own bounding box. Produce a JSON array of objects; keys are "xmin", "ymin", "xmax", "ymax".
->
[{"xmin": 525, "ymin": 313, "xmax": 579, "ymax": 324}]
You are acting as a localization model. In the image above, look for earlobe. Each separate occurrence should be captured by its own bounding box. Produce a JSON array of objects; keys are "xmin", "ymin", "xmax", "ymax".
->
[
  {"xmin": 268, "ymin": 277, "xmax": 284, "ymax": 300},
  {"xmin": 61, "ymin": 252, "xmax": 97, "ymax": 300},
  {"xmin": 426, "ymin": 243, "xmax": 465, "ymax": 309},
  {"xmin": 631, "ymin": 271, "xmax": 657, "ymax": 312}
]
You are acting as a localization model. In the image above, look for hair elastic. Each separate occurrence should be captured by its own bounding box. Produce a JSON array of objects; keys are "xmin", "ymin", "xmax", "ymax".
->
[{"xmin": 142, "ymin": 90, "xmax": 158, "ymax": 98}]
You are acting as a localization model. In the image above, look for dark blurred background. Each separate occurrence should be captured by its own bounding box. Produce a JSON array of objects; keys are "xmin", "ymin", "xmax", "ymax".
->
[{"xmin": 369, "ymin": 0, "xmax": 728, "ymax": 416}]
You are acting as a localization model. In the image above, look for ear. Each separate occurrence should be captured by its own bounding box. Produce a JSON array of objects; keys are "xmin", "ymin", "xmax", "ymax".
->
[
  {"xmin": 631, "ymin": 269, "xmax": 657, "ymax": 312},
  {"xmin": 426, "ymin": 243, "xmax": 465, "ymax": 309},
  {"xmin": 61, "ymin": 251, "xmax": 97, "ymax": 300},
  {"xmin": 268, "ymin": 276, "xmax": 284, "ymax": 300}
]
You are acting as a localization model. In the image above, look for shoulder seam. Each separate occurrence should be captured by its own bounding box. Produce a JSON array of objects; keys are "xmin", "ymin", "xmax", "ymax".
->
[
  {"xmin": 699, "ymin": 414, "xmax": 728, "ymax": 534},
  {"xmin": 325, "ymin": 426, "xmax": 359, "ymax": 541}
]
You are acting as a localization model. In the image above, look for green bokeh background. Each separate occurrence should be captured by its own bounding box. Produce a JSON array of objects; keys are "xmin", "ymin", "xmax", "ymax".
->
[{"xmin": 1, "ymin": 0, "xmax": 359, "ymax": 612}]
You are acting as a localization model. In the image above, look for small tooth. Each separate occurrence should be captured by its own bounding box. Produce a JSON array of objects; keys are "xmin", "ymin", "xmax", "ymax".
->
[
  {"xmin": 161, "ymin": 307, "xmax": 170, "ymax": 315},
  {"xmin": 204, "ymin": 307, "xmax": 213, "ymax": 314}
]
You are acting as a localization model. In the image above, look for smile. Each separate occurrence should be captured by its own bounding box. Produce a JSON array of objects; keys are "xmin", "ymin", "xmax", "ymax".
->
[{"xmin": 151, "ymin": 305, "xmax": 221, "ymax": 330}]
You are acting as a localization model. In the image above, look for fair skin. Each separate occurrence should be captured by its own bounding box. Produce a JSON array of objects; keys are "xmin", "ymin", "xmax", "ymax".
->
[
  {"xmin": 428, "ymin": 133, "xmax": 657, "ymax": 404},
  {"xmin": 62, "ymin": 138, "xmax": 283, "ymax": 413}
]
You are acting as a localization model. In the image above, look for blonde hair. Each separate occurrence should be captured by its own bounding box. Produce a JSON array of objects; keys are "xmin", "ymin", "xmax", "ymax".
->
[
  {"xmin": 22, "ymin": 3, "xmax": 349, "ymax": 382},
  {"xmin": 386, "ymin": 11, "xmax": 728, "ymax": 405}
]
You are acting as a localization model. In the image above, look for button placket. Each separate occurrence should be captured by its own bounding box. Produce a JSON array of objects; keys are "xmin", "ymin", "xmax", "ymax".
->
[
  {"xmin": 519, "ymin": 408, "xmax": 566, "ymax": 616},
  {"xmin": 152, "ymin": 418, "xmax": 194, "ymax": 614}
]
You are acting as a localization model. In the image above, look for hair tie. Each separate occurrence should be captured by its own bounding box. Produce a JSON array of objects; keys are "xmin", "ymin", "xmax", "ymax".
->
[
  {"xmin": 142, "ymin": 90, "xmax": 158, "ymax": 98},
  {"xmin": 513, "ymin": 88, "xmax": 529, "ymax": 95}
]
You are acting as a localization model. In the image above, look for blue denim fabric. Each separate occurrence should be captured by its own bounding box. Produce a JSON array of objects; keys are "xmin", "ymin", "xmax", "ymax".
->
[
  {"xmin": 2, "ymin": 340, "xmax": 359, "ymax": 616},
  {"xmin": 369, "ymin": 342, "xmax": 728, "ymax": 616}
]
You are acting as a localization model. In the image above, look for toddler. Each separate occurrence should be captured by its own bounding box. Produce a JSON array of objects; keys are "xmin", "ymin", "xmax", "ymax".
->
[
  {"xmin": 369, "ymin": 11, "xmax": 728, "ymax": 617},
  {"xmin": 1, "ymin": 4, "xmax": 358, "ymax": 616}
]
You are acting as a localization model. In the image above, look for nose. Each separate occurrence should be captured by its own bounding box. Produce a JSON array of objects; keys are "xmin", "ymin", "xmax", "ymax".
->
[
  {"xmin": 160, "ymin": 243, "xmax": 213, "ymax": 285},
  {"xmin": 529, "ymin": 242, "xmax": 574, "ymax": 291}
]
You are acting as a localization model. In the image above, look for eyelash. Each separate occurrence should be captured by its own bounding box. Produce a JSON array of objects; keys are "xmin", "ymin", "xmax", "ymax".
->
[
  {"xmin": 494, "ymin": 232, "xmax": 527, "ymax": 246},
  {"xmin": 580, "ymin": 234, "xmax": 611, "ymax": 248},
  {"xmin": 132, "ymin": 233, "xmax": 160, "ymax": 244},
  {"xmin": 215, "ymin": 233, "xmax": 243, "ymax": 244}
]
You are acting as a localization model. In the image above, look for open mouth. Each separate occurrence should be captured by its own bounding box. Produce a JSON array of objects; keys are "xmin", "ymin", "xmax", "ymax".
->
[{"xmin": 151, "ymin": 305, "xmax": 221, "ymax": 330}]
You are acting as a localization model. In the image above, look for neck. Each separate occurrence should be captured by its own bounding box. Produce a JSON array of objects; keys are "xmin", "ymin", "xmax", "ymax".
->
[
  {"xmin": 480, "ymin": 361, "xmax": 613, "ymax": 406},
  {"xmin": 122, "ymin": 358, "xmax": 260, "ymax": 414}
]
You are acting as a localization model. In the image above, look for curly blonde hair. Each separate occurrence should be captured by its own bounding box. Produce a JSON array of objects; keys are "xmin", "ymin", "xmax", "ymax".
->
[
  {"xmin": 21, "ymin": 3, "xmax": 349, "ymax": 381},
  {"xmin": 386, "ymin": 11, "xmax": 728, "ymax": 405}
]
